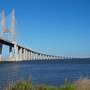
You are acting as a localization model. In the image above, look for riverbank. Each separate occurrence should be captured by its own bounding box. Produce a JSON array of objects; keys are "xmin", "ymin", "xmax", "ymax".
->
[{"xmin": 6, "ymin": 78, "xmax": 90, "ymax": 90}]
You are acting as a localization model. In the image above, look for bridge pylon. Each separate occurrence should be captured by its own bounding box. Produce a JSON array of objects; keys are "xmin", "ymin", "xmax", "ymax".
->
[
  {"xmin": 0, "ymin": 8, "xmax": 17, "ymax": 61},
  {"xmin": 1, "ymin": 8, "xmax": 16, "ymax": 43}
]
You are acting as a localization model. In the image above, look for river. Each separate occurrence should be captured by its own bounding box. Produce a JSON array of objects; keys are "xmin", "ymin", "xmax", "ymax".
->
[{"xmin": 0, "ymin": 59, "xmax": 90, "ymax": 89}]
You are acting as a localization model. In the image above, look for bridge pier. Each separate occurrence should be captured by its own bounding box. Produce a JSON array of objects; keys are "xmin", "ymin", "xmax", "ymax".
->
[
  {"xmin": 32, "ymin": 53, "xmax": 34, "ymax": 60},
  {"xmin": 34, "ymin": 53, "xmax": 36, "ymax": 60},
  {"xmin": 0, "ymin": 43, "xmax": 2, "ymax": 61},
  {"xmin": 29, "ymin": 51, "xmax": 32, "ymax": 60},
  {"xmin": 27, "ymin": 50, "xmax": 29, "ymax": 60},
  {"xmin": 23, "ymin": 49, "xmax": 26, "ymax": 60},
  {"xmin": 17, "ymin": 46, "xmax": 19, "ymax": 60},
  {"xmin": 38, "ymin": 54, "xmax": 41, "ymax": 60},
  {"xmin": 9, "ymin": 46, "xmax": 12, "ymax": 61},
  {"xmin": 22, "ymin": 48, "xmax": 24, "ymax": 60},
  {"xmin": 39, "ymin": 54, "xmax": 42, "ymax": 60},
  {"xmin": 25, "ymin": 50, "xmax": 27, "ymax": 60},
  {"xmin": 19, "ymin": 48, "xmax": 22, "ymax": 61},
  {"xmin": 31, "ymin": 52, "xmax": 33, "ymax": 60},
  {"xmin": 28, "ymin": 51, "xmax": 31, "ymax": 60},
  {"xmin": 29, "ymin": 52, "xmax": 31, "ymax": 60},
  {"xmin": 35, "ymin": 53, "xmax": 38, "ymax": 60},
  {"xmin": 32, "ymin": 53, "xmax": 35, "ymax": 60},
  {"xmin": 14, "ymin": 44, "xmax": 18, "ymax": 61},
  {"xmin": 26, "ymin": 50, "xmax": 29, "ymax": 60}
]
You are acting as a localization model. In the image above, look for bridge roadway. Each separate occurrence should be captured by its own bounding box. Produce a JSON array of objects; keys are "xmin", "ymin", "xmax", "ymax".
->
[{"xmin": 0, "ymin": 38, "xmax": 62, "ymax": 61}]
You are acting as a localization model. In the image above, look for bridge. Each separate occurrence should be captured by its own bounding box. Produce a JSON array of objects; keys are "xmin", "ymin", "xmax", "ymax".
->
[{"xmin": 0, "ymin": 9, "xmax": 70, "ymax": 61}]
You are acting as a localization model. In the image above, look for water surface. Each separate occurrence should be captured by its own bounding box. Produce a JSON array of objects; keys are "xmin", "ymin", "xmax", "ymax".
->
[{"xmin": 0, "ymin": 59, "xmax": 90, "ymax": 89}]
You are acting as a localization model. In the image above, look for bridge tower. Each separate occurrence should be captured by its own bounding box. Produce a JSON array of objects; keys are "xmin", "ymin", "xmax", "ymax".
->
[
  {"xmin": 0, "ymin": 8, "xmax": 17, "ymax": 61},
  {"xmin": 1, "ymin": 8, "xmax": 16, "ymax": 42},
  {"xmin": 1, "ymin": 9, "xmax": 5, "ymax": 38}
]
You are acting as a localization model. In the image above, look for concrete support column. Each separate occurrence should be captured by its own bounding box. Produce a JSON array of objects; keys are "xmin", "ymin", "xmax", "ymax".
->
[
  {"xmin": 33, "ymin": 53, "xmax": 35, "ymax": 60},
  {"xmin": 0, "ymin": 43, "xmax": 2, "ymax": 61},
  {"xmin": 38, "ymin": 54, "xmax": 40, "ymax": 60},
  {"xmin": 23, "ymin": 49, "xmax": 26, "ymax": 60},
  {"xmin": 42, "ymin": 55, "xmax": 44, "ymax": 60},
  {"xmin": 29, "ymin": 52, "xmax": 32, "ymax": 60},
  {"xmin": 52, "ymin": 56, "xmax": 53, "ymax": 59},
  {"xmin": 32, "ymin": 53, "xmax": 35, "ymax": 60},
  {"xmin": 37, "ymin": 54, "xmax": 39, "ymax": 60},
  {"xmin": 31, "ymin": 52, "xmax": 33, "ymax": 60},
  {"xmin": 27, "ymin": 51, "xmax": 29, "ymax": 60},
  {"xmin": 28, "ymin": 51, "xmax": 30, "ymax": 60},
  {"xmin": 25, "ymin": 50, "xmax": 27, "ymax": 60},
  {"xmin": 35, "ymin": 54, "xmax": 37, "ymax": 60},
  {"xmin": 19, "ymin": 48, "xmax": 22, "ymax": 61},
  {"xmin": 45, "ymin": 56, "xmax": 47, "ymax": 60},
  {"xmin": 41, "ymin": 55, "xmax": 43, "ymax": 60},
  {"xmin": 47, "ymin": 56, "xmax": 49, "ymax": 60},
  {"xmin": 39, "ymin": 54, "xmax": 41, "ymax": 60},
  {"xmin": 48, "ymin": 56, "xmax": 50, "ymax": 60},
  {"xmin": 36, "ymin": 54, "xmax": 39, "ymax": 60},
  {"xmin": 26, "ymin": 50, "xmax": 28, "ymax": 60},
  {"xmin": 46, "ymin": 56, "xmax": 48, "ymax": 60},
  {"xmin": 40, "ymin": 54, "xmax": 43, "ymax": 60},
  {"xmin": 45, "ymin": 55, "xmax": 47, "ymax": 60},
  {"xmin": 50, "ymin": 56, "xmax": 52, "ymax": 60},
  {"xmin": 9, "ymin": 46, "xmax": 12, "ymax": 61},
  {"xmin": 43, "ymin": 55, "xmax": 45, "ymax": 60},
  {"xmin": 14, "ymin": 44, "xmax": 18, "ymax": 61},
  {"xmin": 49, "ymin": 56, "xmax": 51, "ymax": 60},
  {"xmin": 18, "ymin": 48, "xmax": 20, "ymax": 61},
  {"xmin": 32, "ymin": 53, "xmax": 34, "ymax": 60},
  {"xmin": 22, "ymin": 49, "xmax": 24, "ymax": 60},
  {"xmin": 29, "ymin": 52, "xmax": 31, "ymax": 60}
]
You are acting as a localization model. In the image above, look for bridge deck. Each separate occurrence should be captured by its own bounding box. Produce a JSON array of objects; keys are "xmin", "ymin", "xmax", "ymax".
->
[{"xmin": 0, "ymin": 38, "xmax": 14, "ymax": 46}]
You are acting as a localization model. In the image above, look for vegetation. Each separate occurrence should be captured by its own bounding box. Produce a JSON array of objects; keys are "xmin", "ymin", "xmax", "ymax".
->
[
  {"xmin": 6, "ymin": 80, "xmax": 75, "ymax": 90},
  {"xmin": 6, "ymin": 78, "xmax": 90, "ymax": 90}
]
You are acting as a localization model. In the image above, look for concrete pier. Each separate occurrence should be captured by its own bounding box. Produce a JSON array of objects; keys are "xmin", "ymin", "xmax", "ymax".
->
[
  {"xmin": 9, "ymin": 46, "xmax": 12, "ymax": 61},
  {"xmin": 0, "ymin": 43, "xmax": 2, "ymax": 61}
]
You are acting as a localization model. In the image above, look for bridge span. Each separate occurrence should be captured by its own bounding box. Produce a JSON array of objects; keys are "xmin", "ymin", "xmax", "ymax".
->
[
  {"xmin": 0, "ymin": 9, "xmax": 71, "ymax": 61},
  {"xmin": 0, "ymin": 37, "xmax": 62, "ymax": 61}
]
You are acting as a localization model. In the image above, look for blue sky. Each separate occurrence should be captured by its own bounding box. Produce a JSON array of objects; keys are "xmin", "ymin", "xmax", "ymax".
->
[{"xmin": 0, "ymin": 0, "xmax": 90, "ymax": 58}]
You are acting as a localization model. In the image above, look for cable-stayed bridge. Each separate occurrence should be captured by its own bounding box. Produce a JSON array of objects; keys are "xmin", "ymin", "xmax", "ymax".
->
[{"xmin": 0, "ymin": 9, "xmax": 71, "ymax": 61}]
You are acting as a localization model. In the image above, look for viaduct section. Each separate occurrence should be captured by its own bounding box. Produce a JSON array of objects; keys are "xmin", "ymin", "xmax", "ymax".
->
[{"xmin": 0, "ymin": 9, "xmax": 68, "ymax": 61}]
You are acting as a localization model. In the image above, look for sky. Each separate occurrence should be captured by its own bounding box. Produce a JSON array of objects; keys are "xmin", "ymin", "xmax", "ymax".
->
[{"xmin": 0, "ymin": 0, "xmax": 90, "ymax": 58}]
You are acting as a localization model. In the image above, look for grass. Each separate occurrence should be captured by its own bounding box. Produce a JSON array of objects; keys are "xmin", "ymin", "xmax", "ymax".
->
[
  {"xmin": 6, "ymin": 80, "xmax": 75, "ymax": 90},
  {"xmin": 6, "ymin": 78, "xmax": 90, "ymax": 90}
]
